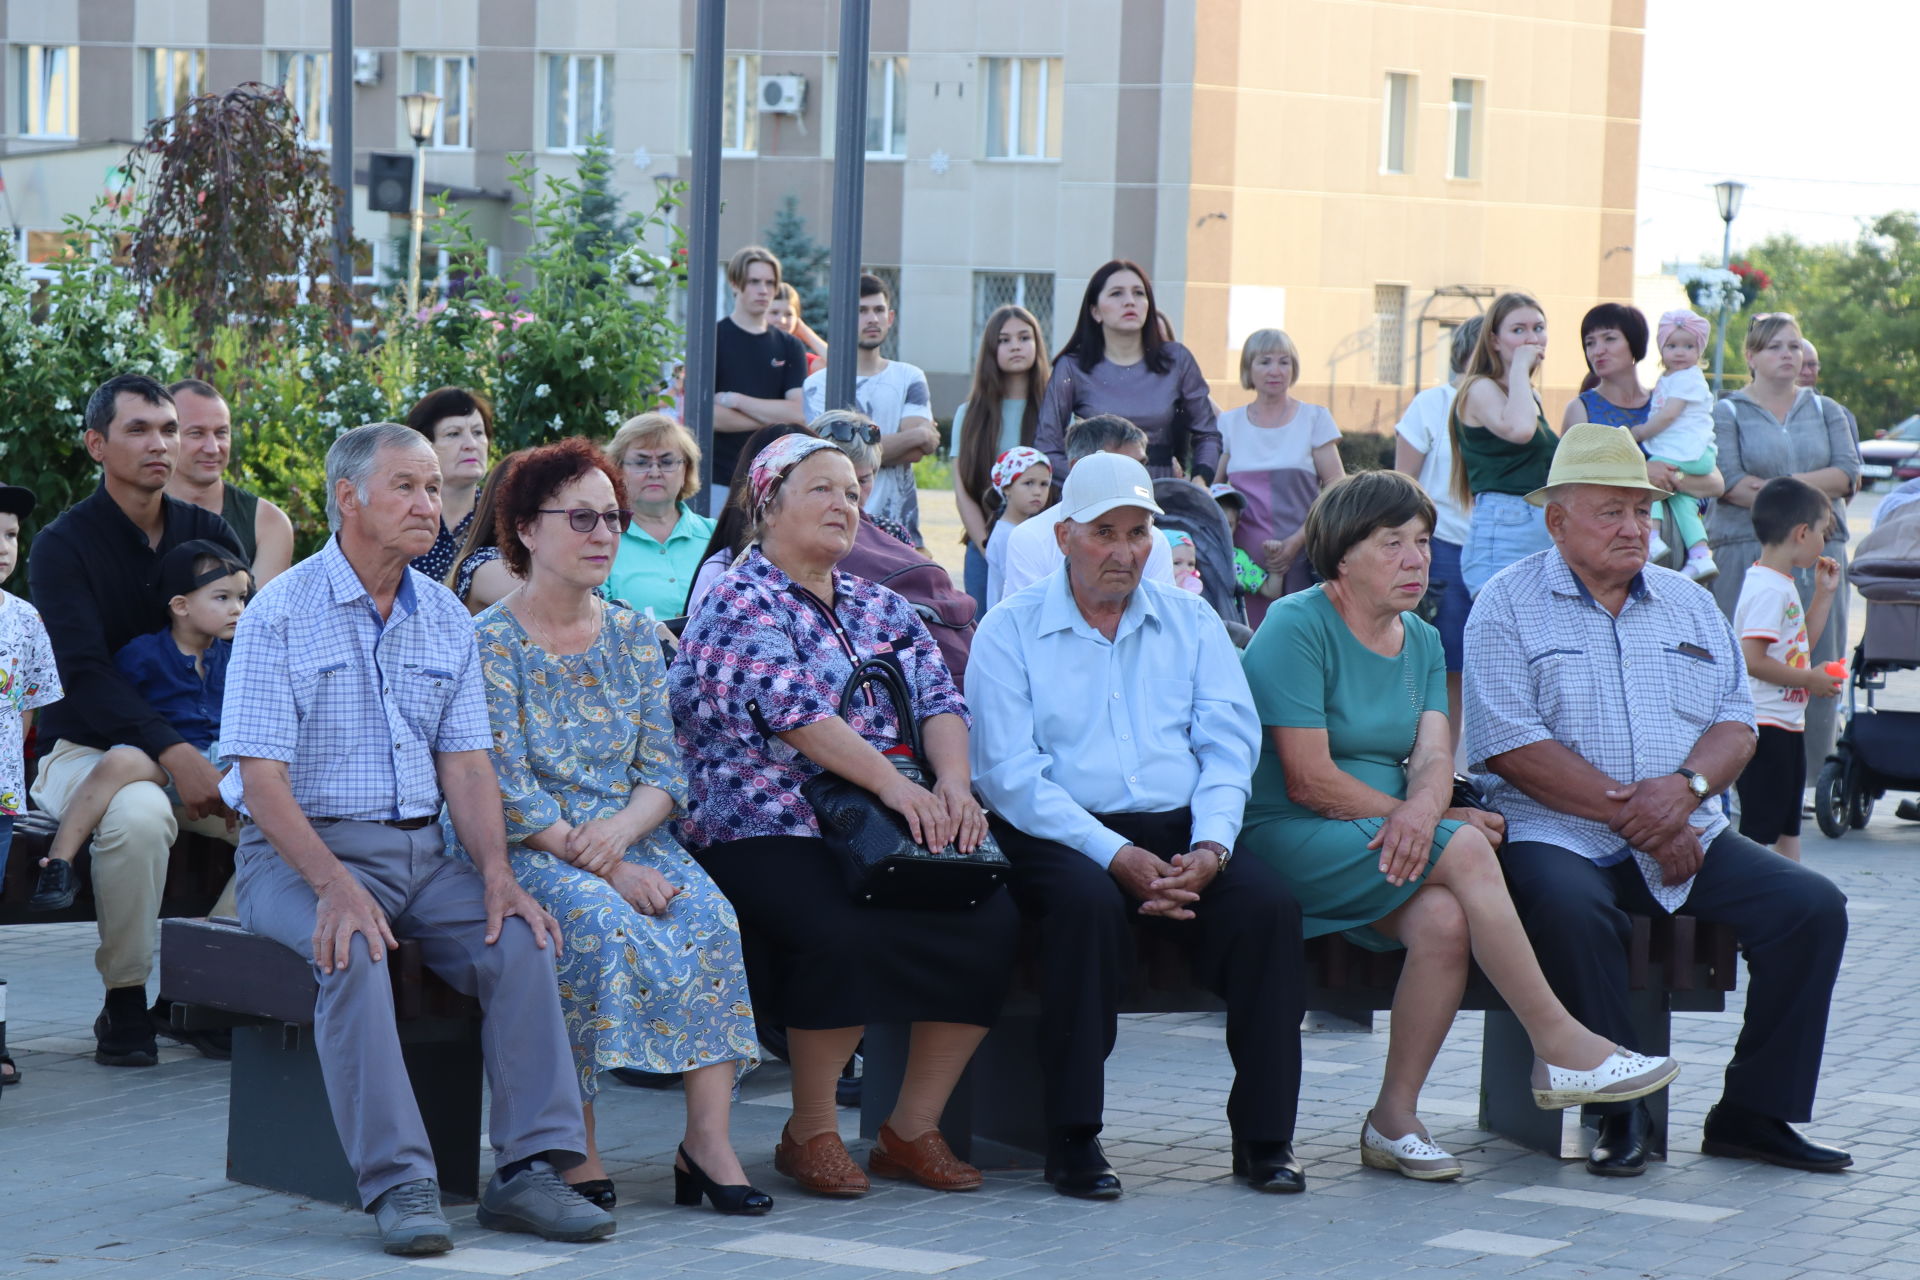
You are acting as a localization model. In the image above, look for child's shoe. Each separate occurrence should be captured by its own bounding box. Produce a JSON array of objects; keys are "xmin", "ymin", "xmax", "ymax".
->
[{"xmin": 1683, "ymin": 547, "xmax": 1719, "ymax": 583}]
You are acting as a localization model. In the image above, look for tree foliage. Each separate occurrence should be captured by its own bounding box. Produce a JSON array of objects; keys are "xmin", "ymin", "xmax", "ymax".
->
[
  {"xmin": 764, "ymin": 194, "xmax": 831, "ymax": 325},
  {"xmin": 1720, "ymin": 212, "xmax": 1920, "ymax": 432},
  {"xmin": 123, "ymin": 83, "xmax": 359, "ymax": 369}
]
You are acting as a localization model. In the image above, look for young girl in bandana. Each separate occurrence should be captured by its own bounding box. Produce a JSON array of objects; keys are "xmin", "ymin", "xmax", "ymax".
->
[{"xmin": 982, "ymin": 446, "xmax": 1053, "ymax": 610}]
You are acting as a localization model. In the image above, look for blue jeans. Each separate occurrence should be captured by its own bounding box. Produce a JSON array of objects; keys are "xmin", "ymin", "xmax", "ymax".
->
[
  {"xmin": 963, "ymin": 542, "xmax": 989, "ymax": 616},
  {"xmin": 1462, "ymin": 492, "xmax": 1552, "ymax": 597},
  {"xmin": 1425, "ymin": 539, "xmax": 1471, "ymax": 672}
]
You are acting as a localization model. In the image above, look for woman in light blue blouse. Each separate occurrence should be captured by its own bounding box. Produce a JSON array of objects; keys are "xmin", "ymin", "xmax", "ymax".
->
[
  {"xmin": 604, "ymin": 413, "xmax": 716, "ymax": 620},
  {"xmin": 449, "ymin": 439, "xmax": 765, "ymax": 1217}
]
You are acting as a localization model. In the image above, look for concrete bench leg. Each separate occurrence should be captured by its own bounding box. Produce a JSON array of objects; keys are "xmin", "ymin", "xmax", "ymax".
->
[
  {"xmin": 860, "ymin": 1016, "xmax": 1049, "ymax": 1169},
  {"xmin": 228, "ymin": 1021, "xmax": 484, "ymax": 1207},
  {"xmin": 1479, "ymin": 993, "xmax": 1672, "ymax": 1161}
]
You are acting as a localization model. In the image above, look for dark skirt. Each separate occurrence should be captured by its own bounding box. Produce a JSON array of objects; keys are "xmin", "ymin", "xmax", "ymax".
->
[{"xmin": 694, "ymin": 835, "xmax": 1018, "ymax": 1030}]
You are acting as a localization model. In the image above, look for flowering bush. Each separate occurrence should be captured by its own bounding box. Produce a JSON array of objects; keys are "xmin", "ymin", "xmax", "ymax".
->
[{"xmin": 1681, "ymin": 260, "xmax": 1770, "ymax": 314}]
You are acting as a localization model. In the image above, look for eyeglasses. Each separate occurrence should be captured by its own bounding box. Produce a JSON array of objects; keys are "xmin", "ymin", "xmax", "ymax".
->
[
  {"xmin": 537, "ymin": 508, "xmax": 632, "ymax": 533},
  {"xmin": 623, "ymin": 453, "xmax": 685, "ymax": 472},
  {"xmin": 813, "ymin": 419, "xmax": 882, "ymax": 446}
]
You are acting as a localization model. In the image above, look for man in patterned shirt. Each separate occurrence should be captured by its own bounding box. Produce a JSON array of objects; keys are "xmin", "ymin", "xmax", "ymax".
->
[
  {"xmin": 1465, "ymin": 424, "xmax": 1850, "ymax": 1179},
  {"xmin": 221, "ymin": 423, "xmax": 612, "ymax": 1256}
]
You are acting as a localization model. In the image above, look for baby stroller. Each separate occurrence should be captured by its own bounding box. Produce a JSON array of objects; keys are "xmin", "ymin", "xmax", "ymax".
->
[{"xmin": 1812, "ymin": 501, "xmax": 1920, "ymax": 837}]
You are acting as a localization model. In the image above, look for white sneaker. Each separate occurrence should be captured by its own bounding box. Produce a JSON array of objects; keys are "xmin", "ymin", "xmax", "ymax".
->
[
  {"xmin": 1684, "ymin": 551, "xmax": 1720, "ymax": 583},
  {"xmin": 1360, "ymin": 1118, "xmax": 1462, "ymax": 1181},
  {"xmin": 1649, "ymin": 531, "xmax": 1671, "ymax": 561},
  {"xmin": 1532, "ymin": 1047, "xmax": 1681, "ymax": 1111}
]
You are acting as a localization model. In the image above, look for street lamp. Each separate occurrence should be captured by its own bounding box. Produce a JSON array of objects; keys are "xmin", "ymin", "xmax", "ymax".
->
[
  {"xmin": 1711, "ymin": 179, "xmax": 1746, "ymax": 396},
  {"xmin": 400, "ymin": 91, "xmax": 442, "ymax": 317}
]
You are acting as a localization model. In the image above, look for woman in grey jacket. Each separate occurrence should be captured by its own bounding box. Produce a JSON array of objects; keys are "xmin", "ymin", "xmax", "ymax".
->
[{"xmin": 1707, "ymin": 313, "xmax": 1863, "ymax": 769}]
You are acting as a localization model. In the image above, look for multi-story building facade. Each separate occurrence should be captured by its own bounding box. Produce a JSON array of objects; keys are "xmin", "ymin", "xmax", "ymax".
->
[{"xmin": 2, "ymin": 0, "xmax": 1644, "ymax": 427}]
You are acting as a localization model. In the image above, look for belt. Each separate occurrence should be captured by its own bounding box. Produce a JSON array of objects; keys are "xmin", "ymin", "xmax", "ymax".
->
[{"xmin": 313, "ymin": 815, "xmax": 435, "ymax": 830}]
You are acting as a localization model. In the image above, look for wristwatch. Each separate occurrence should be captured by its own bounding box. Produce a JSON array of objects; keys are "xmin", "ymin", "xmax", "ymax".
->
[
  {"xmin": 1674, "ymin": 768, "xmax": 1711, "ymax": 804},
  {"xmin": 1191, "ymin": 840, "xmax": 1232, "ymax": 872}
]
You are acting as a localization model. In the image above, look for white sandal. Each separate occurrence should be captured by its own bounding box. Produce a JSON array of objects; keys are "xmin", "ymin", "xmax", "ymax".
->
[
  {"xmin": 1532, "ymin": 1047, "xmax": 1680, "ymax": 1110},
  {"xmin": 1360, "ymin": 1118, "xmax": 1462, "ymax": 1181}
]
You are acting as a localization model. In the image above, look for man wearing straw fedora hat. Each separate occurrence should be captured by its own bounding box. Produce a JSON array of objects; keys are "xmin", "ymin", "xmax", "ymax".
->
[{"xmin": 1462, "ymin": 424, "xmax": 1851, "ymax": 1178}]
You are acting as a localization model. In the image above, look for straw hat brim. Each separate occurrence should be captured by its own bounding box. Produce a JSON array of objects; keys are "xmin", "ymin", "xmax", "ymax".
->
[{"xmin": 1525, "ymin": 477, "xmax": 1673, "ymax": 507}]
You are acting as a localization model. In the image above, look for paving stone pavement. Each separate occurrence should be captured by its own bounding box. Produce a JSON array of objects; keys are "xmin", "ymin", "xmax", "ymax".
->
[{"xmin": 2, "ymin": 490, "xmax": 1916, "ymax": 1278}]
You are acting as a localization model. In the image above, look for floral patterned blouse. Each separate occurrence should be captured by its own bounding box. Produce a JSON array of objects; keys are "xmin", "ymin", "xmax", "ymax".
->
[
  {"xmin": 667, "ymin": 547, "xmax": 969, "ymax": 848},
  {"xmin": 0, "ymin": 590, "xmax": 62, "ymax": 815}
]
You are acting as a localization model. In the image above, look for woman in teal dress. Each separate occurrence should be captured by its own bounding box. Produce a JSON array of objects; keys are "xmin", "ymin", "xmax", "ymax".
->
[
  {"xmin": 448, "ymin": 439, "xmax": 767, "ymax": 1216},
  {"xmin": 1238, "ymin": 471, "xmax": 1679, "ymax": 1181}
]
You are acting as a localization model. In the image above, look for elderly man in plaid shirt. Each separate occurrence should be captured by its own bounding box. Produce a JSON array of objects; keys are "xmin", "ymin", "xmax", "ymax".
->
[
  {"xmin": 221, "ymin": 423, "xmax": 613, "ymax": 1256},
  {"xmin": 1464, "ymin": 425, "xmax": 1849, "ymax": 1180}
]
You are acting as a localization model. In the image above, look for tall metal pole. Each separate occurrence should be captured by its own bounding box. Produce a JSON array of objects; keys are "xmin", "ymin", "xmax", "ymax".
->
[
  {"xmin": 329, "ymin": 0, "xmax": 354, "ymax": 329},
  {"xmin": 407, "ymin": 136, "xmax": 427, "ymax": 316},
  {"xmin": 825, "ymin": 0, "xmax": 872, "ymax": 412},
  {"xmin": 1712, "ymin": 216, "xmax": 1733, "ymax": 397},
  {"xmin": 685, "ymin": 0, "xmax": 726, "ymax": 509}
]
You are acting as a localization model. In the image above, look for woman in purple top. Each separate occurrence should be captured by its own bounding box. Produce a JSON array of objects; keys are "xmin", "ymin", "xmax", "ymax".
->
[
  {"xmin": 669, "ymin": 435, "xmax": 1016, "ymax": 1201},
  {"xmin": 1035, "ymin": 259, "xmax": 1220, "ymax": 485}
]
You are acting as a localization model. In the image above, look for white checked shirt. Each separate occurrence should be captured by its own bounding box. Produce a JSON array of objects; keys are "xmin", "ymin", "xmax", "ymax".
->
[
  {"xmin": 220, "ymin": 537, "xmax": 492, "ymax": 821},
  {"xmin": 1463, "ymin": 549, "xmax": 1757, "ymax": 911}
]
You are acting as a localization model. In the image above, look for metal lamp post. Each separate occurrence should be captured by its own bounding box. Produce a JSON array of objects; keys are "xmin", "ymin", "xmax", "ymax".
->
[
  {"xmin": 400, "ymin": 91, "xmax": 442, "ymax": 317},
  {"xmin": 1711, "ymin": 179, "xmax": 1746, "ymax": 396}
]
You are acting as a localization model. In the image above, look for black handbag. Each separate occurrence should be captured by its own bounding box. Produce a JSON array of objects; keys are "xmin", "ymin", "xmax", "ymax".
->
[{"xmin": 796, "ymin": 655, "xmax": 1010, "ymax": 910}]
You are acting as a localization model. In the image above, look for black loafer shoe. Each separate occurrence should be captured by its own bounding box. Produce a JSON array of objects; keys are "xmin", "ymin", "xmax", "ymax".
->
[
  {"xmin": 1045, "ymin": 1132, "xmax": 1122, "ymax": 1200},
  {"xmin": 1585, "ymin": 1103, "xmax": 1652, "ymax": 1177},
  {"xmin": 28, "ymin": 858, "xmax": 78, "ymax": 912},
  {"xmin": 1232, "ymin": 1140, "xmax": 1306, "ymax": 1194},
  {"xmin": 1702, "ymin": 1103, "xmax": 1851, "ymax": 1172}
]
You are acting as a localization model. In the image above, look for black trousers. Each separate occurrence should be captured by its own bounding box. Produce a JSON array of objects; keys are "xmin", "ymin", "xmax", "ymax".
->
[
  {"xmin": 1501, "ymin": 830, "xmax": 1848, "ymax": 1123},
  {"xmin": 994, "ymin": 809, "xmax": 1305, "ymax": 1143}
]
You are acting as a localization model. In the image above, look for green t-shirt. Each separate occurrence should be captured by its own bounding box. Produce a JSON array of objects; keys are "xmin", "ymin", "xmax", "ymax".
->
[
  {"xmin": 1453, "ymin": 383, "xmax": 1557, "ymax": 497},
  {"xmin": 1240, "ymin": 586, "xmax": 1448, "ymax": 825}
]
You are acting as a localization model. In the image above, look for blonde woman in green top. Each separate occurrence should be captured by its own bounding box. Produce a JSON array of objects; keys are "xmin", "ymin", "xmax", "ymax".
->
[{"xmin": 1449, "ymin": 292, "xmax": 1560, "ymax": 596}]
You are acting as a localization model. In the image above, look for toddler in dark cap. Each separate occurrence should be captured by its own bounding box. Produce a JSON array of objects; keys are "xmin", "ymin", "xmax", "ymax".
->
[{"xmin": 30, "ymin": 539, "xmax": 250, "ymax": 911}]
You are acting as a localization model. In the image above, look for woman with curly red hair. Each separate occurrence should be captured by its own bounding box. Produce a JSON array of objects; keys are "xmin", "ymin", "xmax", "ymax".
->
[{"xmin": 444, "ymin": 438, "xmax": 765, "ymax": 1215}]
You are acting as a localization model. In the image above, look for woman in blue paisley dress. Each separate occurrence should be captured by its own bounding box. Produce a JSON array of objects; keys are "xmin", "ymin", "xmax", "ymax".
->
[{"xmin": 447, "ymin": 439, "xmax": 767, "ymax": 1215}]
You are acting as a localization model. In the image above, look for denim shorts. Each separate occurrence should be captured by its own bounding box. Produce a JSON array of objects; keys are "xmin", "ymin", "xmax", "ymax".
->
[
  {"xmin": 1461, "ymin": 492, "xmax": 1552, "ymax": 597},
  {"xmin": 1423, "ymin": 538, "xmax": 1471, "ymax": 672}
]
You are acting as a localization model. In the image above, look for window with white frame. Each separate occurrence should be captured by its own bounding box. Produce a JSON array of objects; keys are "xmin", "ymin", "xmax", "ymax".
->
[
  {"xmin": 1381, "ymin": 72, "xmax": 1412, "ymax": 175},
  {"xmin": 1449, "ymin": 77, "xmax": 1482, "ymax": 180},
  {"xmin": 17, "ymin": 44, "xmax": 79, "ymax": 138},
  {"xmin": 413, "ymin": 54, "xmax": 475, "ymax": 150},
  {"xmin": 972, "ymin": 271, "xmax": 1054, "ymax": 357},
  {"xmin": 145, "ymin": 48, "xmax": 205, "ymax": 126},
  {"xmin": 866, "ymin": 56, "xmax": 907, "ymax": 157},
  {"xmin": 721, "ymin": 54, "xmax": 759, "ymax": 155},
  {"xmin": 1374, "ymin": 284, "xmax": 1408, "ymax": 384},
  {"xmin": 983, "ymin": 57, "xmax": 1062, "ymax": 160},
  {"xmin": 547, "ymin": 53, "xmax": 611, "ymax": 151},
  {"xmin": 276, "ymin": 51, "xmax": 330, "ymax": 146}
]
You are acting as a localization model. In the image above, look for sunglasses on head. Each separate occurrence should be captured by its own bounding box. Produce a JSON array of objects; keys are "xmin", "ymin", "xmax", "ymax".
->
[
  {"xmin": 813, "ymin": 419, "xmax": 882, "ymax": 446},
  {"xmin": 538, "ymin": 507, "xmax": 632, "ymax": 533}
]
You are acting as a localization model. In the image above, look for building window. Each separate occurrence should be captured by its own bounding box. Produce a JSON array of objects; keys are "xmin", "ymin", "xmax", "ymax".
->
[
  {"xmin": 547, "ymin": 53, "xmax": 611, "ymax": 151},
  {"xmin": 145, "ymin": 48, "xmax": 205, "ymax": 126},
  {"xmin": 413, "ymin": 55, "xmax": 475, "ymax": 150},
  {"xmin": 973, "ymin": 271, "xmax": 1054, "ymax": 358},
  {"xmin": 1381, "ymin": 72, "xmax": 1412, "ymax": 175},
  {"xmin": 984, "ymin": 57, "xmax": 1062, "ymax": 160},
  {"xmin": 1449, "ymin": 78, "xmax": 1482, "ymax": 180},
  {"xmin": 16, "ymin": 44, "xmax": 79, "ymax": 138},
  {"xmin": 867, "ymin": 56, "xmax": 907, "ymax": 157},
  {"xmin": 1375, "ymin": 285, "xmax": 1408, "ymax": 384},
  {"xmin": 276, "ymin": 51, "xmax": 330, "ymax": 146},
  {"xmin": 722, "ymin": 54, "xmax": 760, "ymax": 155}
]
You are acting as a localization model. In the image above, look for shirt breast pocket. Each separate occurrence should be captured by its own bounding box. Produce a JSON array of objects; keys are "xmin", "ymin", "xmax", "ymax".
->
[
  {"xmin": 292, "ymin": 661, "xmax": 356, "ymax": 763},
  {"xmin": 396, "ymin": 664, "xmax": 458, "ymax": 742},
  {"xmin": 1528, "ymin": 649, "xmax": 1584, "ymax": 731},
  {"xmin": 1142, "ymin": 677, "xmax": 1195, "ymax": 745},
  {"xmin": 1665, "ymin": 646, "xmax": 1720, "ymax": 728}
]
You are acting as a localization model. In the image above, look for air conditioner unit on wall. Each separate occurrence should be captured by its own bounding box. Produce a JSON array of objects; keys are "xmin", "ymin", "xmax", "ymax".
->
[
  {"xmin": 759, "ymin": 75, "xmax": 806, "ymax": 115},
  {"xmin": 352, "ymin": 49, "xmax": 380, "ymax": 86}
]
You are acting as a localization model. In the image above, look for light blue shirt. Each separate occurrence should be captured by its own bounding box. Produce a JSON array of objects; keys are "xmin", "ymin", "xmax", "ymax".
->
[
  {"xmin": 1463, "ymin": 548, "xmax": 1755, "ymax": 911},
  {"xmin": 967, "ymin": 570, "xmax": 1259, "ymax": 867},
  {"xmin": 220, "ymin": 537, "xmax": 492, "ymax": 820}
]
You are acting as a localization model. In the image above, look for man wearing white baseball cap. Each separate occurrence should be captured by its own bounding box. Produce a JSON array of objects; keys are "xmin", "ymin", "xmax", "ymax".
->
[
  {"xmin": 997, "ymin": 415, "xmax": 1174, "ymax": 600},
  {"xmin": 967, "ymin": 450, "xmax": 1306, "ymax": 1200}
]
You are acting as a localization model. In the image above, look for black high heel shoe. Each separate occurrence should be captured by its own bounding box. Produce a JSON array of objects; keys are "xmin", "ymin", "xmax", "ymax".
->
[
  {"xmin": 568, "ymin": 1178, "xmax": 617, "ymax": 1209},
  {"xmin": 673, "ymin": 1144, "xmax": 773, "ymax": 1215}
]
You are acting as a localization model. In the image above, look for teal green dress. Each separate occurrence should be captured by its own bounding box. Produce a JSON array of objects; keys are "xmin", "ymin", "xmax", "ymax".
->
[{"xmin": 1237, "ymin": 587, "xmax": 1461, "ymax": 951}]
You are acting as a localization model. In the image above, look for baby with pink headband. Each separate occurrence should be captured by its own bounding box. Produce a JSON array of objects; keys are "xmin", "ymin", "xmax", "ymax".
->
[{"xmin": 1639, "ymin": 308, "xmax": 1720, "ymax": 582}]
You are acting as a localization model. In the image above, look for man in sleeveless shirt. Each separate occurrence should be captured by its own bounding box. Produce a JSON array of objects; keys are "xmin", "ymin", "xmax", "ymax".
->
[{"xmin": 166, "ymin": 379, "xmax": 296, "ymax": 584}]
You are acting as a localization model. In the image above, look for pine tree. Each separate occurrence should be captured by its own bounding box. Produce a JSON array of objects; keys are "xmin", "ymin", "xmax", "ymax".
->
[{"xmin": 764, "ymin": 194, "xmax": 831, "ymax": 325}]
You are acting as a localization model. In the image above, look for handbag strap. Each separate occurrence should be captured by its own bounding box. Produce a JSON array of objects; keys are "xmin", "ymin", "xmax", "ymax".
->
[{"xmin": 835, "ymin": 655, "xmax": 927, "ymax": 762}]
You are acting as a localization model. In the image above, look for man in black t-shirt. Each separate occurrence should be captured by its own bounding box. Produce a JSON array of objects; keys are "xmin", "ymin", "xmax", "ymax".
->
[{"xmin": 709, "ymin": 245, "xmax": 809, "ymax": 514}]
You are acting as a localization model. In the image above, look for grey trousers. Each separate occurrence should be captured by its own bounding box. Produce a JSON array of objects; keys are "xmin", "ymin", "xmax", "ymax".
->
[{"xmin": 236, "ymin": 820, "xmax": 585, "ymax": 1207}]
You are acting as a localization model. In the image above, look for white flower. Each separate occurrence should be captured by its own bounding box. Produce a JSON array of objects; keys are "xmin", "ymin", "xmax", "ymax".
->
[
  {"xmin": 580, "ymin": 354, "xmax": 597, "ymax": 371},
  {"xmin": 534, "ymin": 383, "xmax": 551, "ymax": 398},
  {"xmin": 581, "ymin": 315, "xmax": 596, "ymax": 328},
  {"xmin": 53, "ymin": 396, "xmax": 71, "ymax": 411},
  {"xmin": 317, "ymin": 410, "xmax": 342, "ymax": 428},
  {"xmin": 550, "ymin": 413, "xmax": 563, "ymax": 428},
  {"xmin": 603, "ymin": 409, "xmax": 620, "ymax": 426}
]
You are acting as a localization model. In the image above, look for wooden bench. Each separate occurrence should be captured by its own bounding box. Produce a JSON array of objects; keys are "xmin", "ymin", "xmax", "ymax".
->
[
  {"xmin": 159, "ymin": 916, "xmax": 484, "ymax": 1208},
  {"xmin": 861, "ymin": 914, "xmax": 1739, "ymax": 1167},
  {"xmin": 1, "ymin": 810, "xmax": 235, "ymax": 926}
]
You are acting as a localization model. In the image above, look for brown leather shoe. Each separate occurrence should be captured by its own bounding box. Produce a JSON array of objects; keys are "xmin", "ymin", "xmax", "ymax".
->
[
  {"xmin": 773, "ymin": 1126, "xmax": 869, "ymax": 1197},
  {"xmin": 868, "ymin": 1123, "xmax": 984, "ymax": 1192}
]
